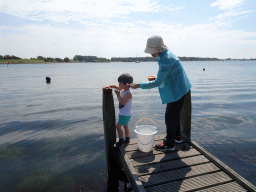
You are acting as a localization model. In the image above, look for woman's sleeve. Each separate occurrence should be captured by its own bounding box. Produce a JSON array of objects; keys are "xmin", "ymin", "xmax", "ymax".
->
[{"xmin": 140, "ymin": 58, "xmax": 176, "ymax": 89}]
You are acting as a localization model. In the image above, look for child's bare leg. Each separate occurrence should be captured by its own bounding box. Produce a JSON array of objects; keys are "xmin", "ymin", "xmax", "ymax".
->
[
  {"xmin": 114, "ymin": 123, "xmax": 124, "ymax": 147},
  {"xmin": 116, "ymin": 123, "xmax": 123, "ymax": 139},
  {"xmin": 124, "ymin": 124, "xmax": 130, "ymax": 144},
  {"xmin": 124, "ymin": 124, "xmax": 129, "ymax": 137}
]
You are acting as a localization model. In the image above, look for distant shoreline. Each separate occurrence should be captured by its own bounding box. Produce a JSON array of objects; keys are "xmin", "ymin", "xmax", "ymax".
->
[{"xmin": 1, "ymin": 58, "xmax": 255, "ymax": 64}]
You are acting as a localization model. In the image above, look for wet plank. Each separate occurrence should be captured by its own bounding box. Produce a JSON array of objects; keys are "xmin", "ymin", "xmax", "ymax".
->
[
  {"xmin": 139, "ymin": 162, "xmax": 220, "ymax": 187},
  {"xmin": 145, "ymin": 171, "xmax": 233, "ymax": 192},
  {"xmin": 133, "ymin": 155, "xmax": 210, "ymax": 175},
  {"xmin": 126, "ymin": 149, "xmax": 201, "ymax": 162},
  {"xmin": 196, "ymin": 181, "xmax": 247, "ymax": 192}
]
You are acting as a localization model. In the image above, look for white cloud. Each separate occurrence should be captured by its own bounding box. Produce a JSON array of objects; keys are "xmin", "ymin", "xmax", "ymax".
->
[
  {"xmin": 139, "ymin": 22, "xmax": 256, "ymax": 59},
  {"xmin": 210, "ymin": 0, "xmax": 253, "ymax": 24},
  {"xmin": 0, "ymin": 0, "xmax": 158, "ymax": 22},
  {"xmin": 1, "ymin": 20, "xmax": 256, "ymax": 59},
  {"xmin": 1, "ymin": 0, "xmax": 255, "ymax": 59},
  {"xmin": 209, "ymin": 10, "xmax": 253, "ymax": 20},
  {"xmin": 211, "ymin": 0, "xmax": 244, "ymax": 10}
]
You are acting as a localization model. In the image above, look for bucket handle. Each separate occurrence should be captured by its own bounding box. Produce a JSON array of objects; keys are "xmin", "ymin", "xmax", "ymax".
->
[{"xmin": 135, "ymin": 118, "xmax": 157, "ymax": 129}]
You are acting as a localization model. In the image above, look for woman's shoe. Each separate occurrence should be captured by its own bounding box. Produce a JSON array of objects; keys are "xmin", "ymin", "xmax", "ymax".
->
[{"xmin": 155, "ymin": 142, "xmax": 175, "ymax": 151}]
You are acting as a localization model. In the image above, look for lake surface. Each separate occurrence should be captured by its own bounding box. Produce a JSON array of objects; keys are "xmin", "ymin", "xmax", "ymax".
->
[{"xmin": 0, "ymin": 61, "xmax": 256, "ymax": 191}]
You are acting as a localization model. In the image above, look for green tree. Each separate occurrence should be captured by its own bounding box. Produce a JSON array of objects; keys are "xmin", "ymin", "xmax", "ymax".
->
[
  {"xmin": 55, "ymin": 58, "xmax": 63, "ymax": 62},
  {"xmin": 37, "ymin": 56, "xmax": 45, "ymax": 60},
  {"xmin": 4, "ymin": 55, "xmax": 11, "ymax": 59},
  {"xmin": 0, "ymin": 55, "xmax": 3, "ymax": 60},
  {"xmin": 11, "ymin": 55, "xmax": 21, "ymax": 59},
  {"xmin": 45, "ymin": 57, "xmax": 54, "ymax": 62},
  {"xmin": 64, "ymin": 57, "xmax": 70, "ymax": 62}
]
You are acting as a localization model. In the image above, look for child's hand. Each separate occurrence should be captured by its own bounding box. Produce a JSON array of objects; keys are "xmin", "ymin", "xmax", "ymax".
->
[
  {"xmin": 102, "ymin": 85, "xmax": 110, "ymax": 90},
  {"xmin": 103, "ymin": 84, "xmax": 119, "ymax": 90},
  {"xmin": 114, "ymin": 88, "xmax": 120, "ymax": 96}
]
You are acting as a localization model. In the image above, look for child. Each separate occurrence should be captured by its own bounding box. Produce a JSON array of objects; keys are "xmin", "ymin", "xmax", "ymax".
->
[{"xmin": 103, "ymin": 73, "xmax": 133, "ymax": 147}]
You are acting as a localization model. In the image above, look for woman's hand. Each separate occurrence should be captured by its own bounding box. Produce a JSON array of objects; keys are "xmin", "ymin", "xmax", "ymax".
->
[{"xmin": 129, "ymin": 83, "xmax": 140, "ymax": 89}]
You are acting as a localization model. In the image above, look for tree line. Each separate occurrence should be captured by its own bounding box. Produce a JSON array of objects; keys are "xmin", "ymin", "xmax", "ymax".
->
[
  {"xmin": 73, "ymin": 55, "xmax": 110, "ymax": 62},
  {"xmin": 0, "ymin": 55, "xmax": 22, "ymax": 60},
  {"xmin": 0, "ymin": 55, "xmax": 70, "ymax": 62},
  {"xmin": 0, "ymin": 54, "xmax": 110, "ymax": 63},
  {"xmin": 1, "ymin": 54, "xmax": 255, "ymax": 63},
  {"xmin": 110, "ymin": 56, "xmax": 223, "ymax": 62},
  {"xmin": 111, "ymin": 57, "xmax": 158, "ymax": 62}
]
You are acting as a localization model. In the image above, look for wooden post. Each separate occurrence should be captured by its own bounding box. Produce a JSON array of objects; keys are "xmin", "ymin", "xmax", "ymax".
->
[
  {"xmin": 102, "ymin": 88, "xmax": 120, "ymax": 192},
  {"xmin": 180, "ymin": 90, "xmax": 192, "ymax": 139}
]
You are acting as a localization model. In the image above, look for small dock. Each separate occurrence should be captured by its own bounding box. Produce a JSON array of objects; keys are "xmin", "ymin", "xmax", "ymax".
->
[
  {"xmin": 118, "ymin": 134, "xmax": 256, "ymax": 192},
  {"xmin": 102, "ymin": 88, "xmax": 256, "ymax": 191}
]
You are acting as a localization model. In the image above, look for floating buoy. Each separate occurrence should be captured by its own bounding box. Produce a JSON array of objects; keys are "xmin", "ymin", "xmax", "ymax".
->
[{"xmin": 46, "ymin": 76, "xmax": 51, "ymax": 82}]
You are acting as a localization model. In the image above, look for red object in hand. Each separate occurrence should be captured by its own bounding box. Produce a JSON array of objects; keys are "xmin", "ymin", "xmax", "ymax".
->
[{"xmin": 147, "ymin": 75, "xmax": 156, "ymax": 81}]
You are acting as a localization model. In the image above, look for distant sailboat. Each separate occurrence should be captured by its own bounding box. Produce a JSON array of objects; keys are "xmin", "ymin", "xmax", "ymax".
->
[{"xmin": 135, "ymin": 54, "xmax": 140, "ymax": 63}]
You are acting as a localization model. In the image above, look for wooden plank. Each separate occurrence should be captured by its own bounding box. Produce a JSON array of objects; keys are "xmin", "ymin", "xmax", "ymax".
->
[
  {"xmin": 124, "ymin": 140, "xmax": 191, "ymax": 153},
  {"xmin": 183, "ymin": 136, "xmax": 256, "ymax": 192},
  {"xmin": 133, "ymin": 155, "xmax": 210, "ymax": 176},
  {"xmin": 197, "ymin": 181, "xmax": 247, "ymax": 192},
  {"xmin": 145, "ymin": 171, "xmax": 233, "ymax": 192},
  {"xmin": 139, "ymin": 162, "xmax": 220, "ymax": 187},
  {"xmin": 120, "ymin": 134, "xmax": 255, "ymax": 191},
  {"xmin": 118, "ymin": 146, "xmax": 146, "ymax": 192},
  {"xmin": 102, "ymin": 88, "xmax": 119, "ymax": 191},
  {"xmin": 180, "ymin": 90, "xmax": 191, "ymax": 139},
  {"xmin": 130, "ymin": 149, "xmax": 201, "ymax": 167},
  {"xmin": 126, "ymin": 148, "xmax": 199, "ymax": 160}
]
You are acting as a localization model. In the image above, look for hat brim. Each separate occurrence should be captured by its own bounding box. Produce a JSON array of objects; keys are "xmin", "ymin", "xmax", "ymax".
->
[
  {"xmin": 144, "ymin": 46, "xmax": 168, "ymax": 54},
  {"xmin": 144, "ymin": 47, "xmax": 158, "ymax": 54}
]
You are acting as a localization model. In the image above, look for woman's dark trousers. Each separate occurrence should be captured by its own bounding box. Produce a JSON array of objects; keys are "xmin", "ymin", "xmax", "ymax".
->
[{"xmin": 164, "ymin": 95, "xmax": 185, "ymax": 147}]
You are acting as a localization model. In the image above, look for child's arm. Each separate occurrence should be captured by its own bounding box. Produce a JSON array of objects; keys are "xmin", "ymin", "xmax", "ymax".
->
[
  {"xmin": 115, "ymin": 90, "xmax": 132, "ymax": 105},
  {"xmin": 103, "ymin": 84, "xmax": 119, "ymax": 90}
]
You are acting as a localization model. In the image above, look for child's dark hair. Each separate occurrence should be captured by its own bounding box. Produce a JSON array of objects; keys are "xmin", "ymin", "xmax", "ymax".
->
[{"xmin": 118, "ymin": 73, "xmax": 133, "ymax": 85}]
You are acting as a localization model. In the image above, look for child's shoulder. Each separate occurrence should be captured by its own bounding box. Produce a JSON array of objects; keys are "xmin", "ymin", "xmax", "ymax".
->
[{"xmin": 124, "ymin": 90, "xmax": 132, "ymax": 98}]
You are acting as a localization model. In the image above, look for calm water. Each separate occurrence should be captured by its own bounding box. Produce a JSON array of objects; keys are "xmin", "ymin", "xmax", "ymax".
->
[{"xmin": 0, "ymin": 61, "xmax": 255, "ymax": 191}]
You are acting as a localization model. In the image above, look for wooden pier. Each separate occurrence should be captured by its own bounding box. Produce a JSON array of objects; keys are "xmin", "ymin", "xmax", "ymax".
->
[
  {"xmin": 102, "ymin": 88, "xmax": 256, "ymax": 192},
  {"xmin": 118, "ymin": 134, "xmax": 256, "ymax": 191}
]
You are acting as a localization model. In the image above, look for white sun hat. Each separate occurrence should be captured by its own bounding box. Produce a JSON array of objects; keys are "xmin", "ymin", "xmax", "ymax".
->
[{"xmin": 144, "ymin": 35, "xmax": 168, "ymax": 54}]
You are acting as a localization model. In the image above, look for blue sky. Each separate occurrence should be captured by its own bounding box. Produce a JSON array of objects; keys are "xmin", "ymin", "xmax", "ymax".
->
[{"xmin": 0, "ymin": 0, "xmax": 255, "ymax": 59}]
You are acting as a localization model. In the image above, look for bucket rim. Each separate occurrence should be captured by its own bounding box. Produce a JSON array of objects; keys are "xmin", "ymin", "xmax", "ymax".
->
[{"xmin": 134, "ymin": 129, "xmax": 157, "ymax": 135}]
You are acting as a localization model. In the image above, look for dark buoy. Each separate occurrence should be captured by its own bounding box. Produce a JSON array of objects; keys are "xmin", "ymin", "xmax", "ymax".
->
[
  {"xmin": 203, "ymin": 68, "xmax": 205, "ymax": 71},
  {"xmin": 46, "ymin": 76, "xmax": 51, "ymax": 83}
]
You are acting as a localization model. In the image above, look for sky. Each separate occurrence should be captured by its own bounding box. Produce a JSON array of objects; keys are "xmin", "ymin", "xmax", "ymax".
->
[{"xmin": 0, "ymin": 0, "xmax": 255, "ymax": 59}]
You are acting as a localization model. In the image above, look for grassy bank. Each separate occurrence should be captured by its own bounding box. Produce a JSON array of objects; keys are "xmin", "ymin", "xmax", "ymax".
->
[{"xmin": 0, "ymin": 59, "xmax": 47, "ymax": 64}]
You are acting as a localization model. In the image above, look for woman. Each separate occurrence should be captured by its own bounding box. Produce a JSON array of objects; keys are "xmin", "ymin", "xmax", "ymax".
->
[{"xmin": 130, "ymin": 35, "xmax": 192, "ymax": 151}]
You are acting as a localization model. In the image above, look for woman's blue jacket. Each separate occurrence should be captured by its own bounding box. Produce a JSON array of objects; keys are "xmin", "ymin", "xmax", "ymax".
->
[{"xmin": 140, "ymin": 49, "xmax": 192, "ymax": 104}]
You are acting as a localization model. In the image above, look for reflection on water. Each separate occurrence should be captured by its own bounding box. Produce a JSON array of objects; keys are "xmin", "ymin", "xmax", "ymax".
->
[
  {"xmin": 192, "ymin": 114, "xmax": 256, "ymax": 184},
  {"xmin": 0, "ymin": 61, "xmax": 256, "ymax": 190},
  {"xmin": 0, "ymin": 121, "xmax": 107, "ymax": 191}
]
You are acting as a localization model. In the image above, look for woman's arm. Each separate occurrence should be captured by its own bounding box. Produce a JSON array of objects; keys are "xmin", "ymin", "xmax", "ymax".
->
[
  {"xmin": 140, "ymin": 59, "xmax": 177, "ymax": 89},
  {"xmin": 130, "ymin": 83, "xmax": 140, "ymax": 89}
]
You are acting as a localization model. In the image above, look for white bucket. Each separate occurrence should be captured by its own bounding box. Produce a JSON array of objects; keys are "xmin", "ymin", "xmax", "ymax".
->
[{"xmin": 134, "ymin": 118, "xmax": 157, "ymax": 152}]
